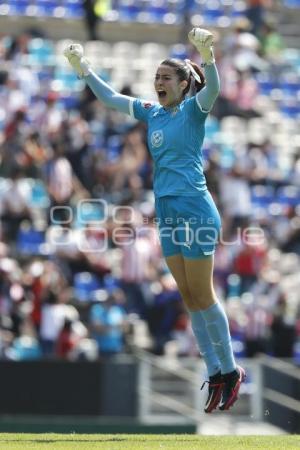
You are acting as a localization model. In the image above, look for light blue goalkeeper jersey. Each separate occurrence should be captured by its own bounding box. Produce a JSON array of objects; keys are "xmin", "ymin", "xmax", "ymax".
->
[
  {"xmin": 129, "ymin": 96, "xmax": 207, "ymax": 197},
  {"xmin": 85, "ymin": 63, "xmax": 219, "ymax": 198}
]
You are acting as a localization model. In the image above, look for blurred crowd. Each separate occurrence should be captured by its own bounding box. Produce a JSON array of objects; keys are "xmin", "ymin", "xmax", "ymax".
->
[{"xmin": 0, "ymin": 4, "xmax": 300, "ymax": 363}]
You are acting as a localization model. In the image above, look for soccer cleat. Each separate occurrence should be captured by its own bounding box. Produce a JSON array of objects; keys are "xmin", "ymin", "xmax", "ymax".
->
[
  {"xmin": 201, "ymin": 371, "xmax": 224, "ymax": 413},
  {"xmin": 219, "ymin": 365, "xmax": 246, "ymax": 411}
]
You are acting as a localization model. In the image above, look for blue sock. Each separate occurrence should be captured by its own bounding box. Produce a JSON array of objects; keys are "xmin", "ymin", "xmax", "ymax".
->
[
  {"xmin": 201, "ymin": 302, "xmax": 236, "ymax": 375},
  {"xmin": 189, "ymin": 310, "xmax": 221, "ymax": 377}
]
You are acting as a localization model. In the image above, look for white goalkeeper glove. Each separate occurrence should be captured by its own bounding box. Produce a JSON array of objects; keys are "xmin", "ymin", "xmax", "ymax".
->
[
  {"xmin": 63, "ymin": 43, "xmax": 91, "ymax": 78},
  {"xmin": 188, "ymin": 28, "xmax": 215, "ymax": 66}
]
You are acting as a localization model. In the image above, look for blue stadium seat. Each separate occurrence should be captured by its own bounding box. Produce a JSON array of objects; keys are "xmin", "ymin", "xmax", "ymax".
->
[
  {"xmin": 106, "ymin": 134, "xmax": 123, "ymax": 162},
  {"xmin": 75, "ymin": 200, "xmax": 106, "ymax": 226},
  {"xmin": 256, "ymin": 73, "xmax": 278, "ymax": 95},
  {"xmin": 37, "ymin": 68, "xmax": 53, "ymax": 83},
  {"xmin": 6, "ymin": 0, "xmax": 30, "ymax": 15},
  {"xmin": 73, "ymin": 272, "xmax": 102, "ymax": 302},
  {"xmin": 279, "ymin": 101, "xmax": 300, "ymax": 118},
  {"xmin": 232, "ymin": 336, "xmax": 246, "ymax": 358},
  {"xmin": 284, "ymin": 0, "xmax": 300, "ymax": 7},
  {"xmin": 103, "ymin": 275, "xmax": 121, "ymax": 293},
  {"xmin": 251, "ymin": 185, "xmax": 275, "ymax": 207},
  {"xmin": 279, "ymin": 74, "xmax": 300, "ymax": 96},
  {"xmin": 276, "ymin": 185, "xmax": 300, "ymax": 206},
  {"xmin": 205, "ymin": 116, "xmax": 220, "ymax": 139},
  {"xmin": 64, "ymin": 0, "xmax": 84, "ymax": 19},
  {"xmin": 219, "ymin": 144, "xmax": 235, "ymax": 169},
  {"xmin": 16, "ymin": 227, "xmax": 46, "ymax": 255},
  {"xmin": 58, "ymin": 93, "xmax": 80, "ymax": 109},
  {"xmin": 30, "ymin": 180, "xmax": 50, "ymax": 208},
  {"xmin": 54, "ymin": 67, "xmax": 83, "ymax": 91},
  {"xmin": 35, "ymin": 0, "xmax": 59, "ymax": 17},
  {"xmin": 9, "ymin": 337, "xmax": 42, "ymax": 360},
  {"xmin": 203, "ymin": 2, "xmax": 225, "ymax": 24},
  {"xmin": 118, "ymin": 0, "xmax": 141, "ymax": 20},
  {"xmin": 27, "ymin": 38, "xmax": 55, "ymax": 65},
  {"xmin": 146, "ymin": 0, "xmax": 168, "ymax": 22},
  {"xmin": 227, "ymin": 273, "xmax": 241, "ymax": 297},
  {"xmin": 169, "ymin": 43, "xmax": 189, "ymax": 60},
  {"xmin": 167, "ymin": 0, "xmax": 185, "ymax": 13},
  {"xmin": 294, "ymin": 341, "xmax": 300, "ymax": 365},
  {"xmin": 231, "ymin": 0, "xmax": 247, "ymax": 17}
]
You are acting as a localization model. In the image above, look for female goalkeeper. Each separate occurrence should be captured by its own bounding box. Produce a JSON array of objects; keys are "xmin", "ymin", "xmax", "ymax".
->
[{"xmin": 64, "ymin": 28, "xmax": 245, "ymax": 413}]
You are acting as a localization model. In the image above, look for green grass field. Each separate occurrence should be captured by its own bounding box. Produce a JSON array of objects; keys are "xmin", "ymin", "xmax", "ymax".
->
[{"xmin": 0, "ymin": 434, "xmax": 299, "ymax": 450}]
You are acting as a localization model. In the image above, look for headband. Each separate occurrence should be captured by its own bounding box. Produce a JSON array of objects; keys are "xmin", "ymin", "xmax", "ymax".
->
[{"xmin": 184, "ymin": 59, "xmax": 202, "ymax": 84}]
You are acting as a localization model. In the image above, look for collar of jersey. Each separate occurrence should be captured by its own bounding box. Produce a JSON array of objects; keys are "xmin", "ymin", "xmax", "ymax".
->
[{"xmin": 157, "ymin": 104, "xmax": 182, "ymax": 115}]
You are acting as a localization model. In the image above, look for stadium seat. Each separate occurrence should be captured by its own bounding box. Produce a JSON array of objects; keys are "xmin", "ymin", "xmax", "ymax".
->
[
  {"xmin": 169, "ymin": 43, "xmax": 189, "ymax": 60},
  {"xmin": 30, "ymin": 180, "xmax": 50, "ymax": 208},
  {"xmin": 146, "ymin": 0, "xmax": 168, "ymax": 22},
  {"xmin": 203, "ymin": 1, "xmax": 225, "ymax": 24},
  {"xmin": 54, "ymin": 67, "xmax": 84, "ymax": 91},
  {"xmin": 256, "ymin": 73, "xmax": 278, "ymax": 95},
  {"xmin": 251, "ymin": 185, "xmax": 275, "ymax": 207},
  {"xmin": 27, "ymin": 38, "xmax": 55, "ymax": 65},
  {"xmin": 279, "ymin": 75, "xmax": 300, "ymax": 95},
  {"xmin": 139, "ymin": 42, "xmax": 169, "ymax": 60},
  {"xmin": 221, "ymin": 116, "xmax": 246, "ymax": 133},
  {"xmin": 276, "ymin": 185, "xmax": 300, "ymax": 206},
  {"xmin": 118, "ymin": 0, "xmax": 141, "ymax": 21},
  {"xmin": 73, "ymin": 272, "xmax": 102, "ymax": 302},
  {"xmin": 8, "ymin": 336, "xmax": 42, "ymax": 360},
  {"xmin": 103, "ymin": 274, "xmax": 121, "ymax": 293},
  {"xmin": 293, "ymin": 340, "xmax": 300, "ymax": 365},
  {"xmin": 75, "ymin": 200, "xmax": 106, "ymax": 226},
  {"xmin": 279, "ymin": 100, "xmax": 299, "ymax": 118},
  {"xmin": 167, "ymin": 0, "xmax": 185, "ymax": 13},
  {"xmin": 85, "ymin": 40, "xmax": 111, "ymax": 55},
  {"xmin": 227, "ymin": 273, "xmax": 241, "ymax": 297},
  {"xmin": 219, "ymin": 144, "xmax": 236, "ymax": 169},
  {"xmin": 16, "ymin": 227, "xmax": 46, "ymax": 255},
  {"xmin": 34, "ymin": 0, "xmax": 60, "ymax": 17},
  {"xmin": 282, "ymin": 48, "xmax": 300, "ymax": 72},
  {"xmin": 59, "ymin": 92, "xmax": 81, "ymax": 108},
  {"xmin": 64, "ymin": 0, "xmax": 84, "ymax": 18},
  {"xmin": 284, "ymin": 0, "xmax": 300, "ymax": 7},
  {"xmin": 231, "ymin": 0, "xmax": 247, "ymax": 17},
  {"xmin": 6, "ymin": 0, "xmax": 30, "ymax": 15},
  {"xmin": 204, "ymin": 116, "xmax": 220, "ymax": 140},
  {"xmin": 232, "ymin": 336, "xmax": 246, "ymax": 358},
  {"xmin": 112, "ymin": 41, "xmax": 139, "ymax": 59}
]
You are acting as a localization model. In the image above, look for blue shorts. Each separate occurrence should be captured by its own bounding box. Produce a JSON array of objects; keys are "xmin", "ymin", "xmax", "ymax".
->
[{"xmin": 155, "ymin": 191, "xmax": 221, "ymax": 259}]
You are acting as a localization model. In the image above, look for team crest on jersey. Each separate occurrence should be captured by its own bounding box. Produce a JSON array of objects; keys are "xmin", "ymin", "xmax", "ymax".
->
[
  {"xmin": 151, "ymin": 130, "xmax": 164, "ymax": 148},
  {"xmin": 143, "ymin": 102, "xmax": 153, "ymax": 109}
]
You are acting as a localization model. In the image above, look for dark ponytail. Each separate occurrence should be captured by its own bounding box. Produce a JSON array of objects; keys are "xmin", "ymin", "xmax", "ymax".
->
[{"xmin": 160, "ymin": 58, "xmax": 205, "ymax": 97}]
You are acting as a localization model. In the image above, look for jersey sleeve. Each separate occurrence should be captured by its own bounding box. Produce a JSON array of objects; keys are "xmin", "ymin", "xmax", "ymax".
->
[
  {"xmin": 130, "ymin": 98, "xmax": 158, "ymax": 123},
  {"xmin": 184, "ymin": 96, "xmax": 209, "ymax": 122},
  {"xmin": 195, "ymin": 63, "xmax": 220, "ymax": 113}
]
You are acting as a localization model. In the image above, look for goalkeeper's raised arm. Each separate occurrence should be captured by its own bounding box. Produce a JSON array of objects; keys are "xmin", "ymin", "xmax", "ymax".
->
[
  {"xmin": 64, "ymin": 43, "xmax": 134, "ymax": 115},
  {"xmin": 63, "ymin": 30, "xmax": 220, "ymax": 115},
  {"xmin": 188, "ymin": 28, "xmax": 220, "ymax": 113}
]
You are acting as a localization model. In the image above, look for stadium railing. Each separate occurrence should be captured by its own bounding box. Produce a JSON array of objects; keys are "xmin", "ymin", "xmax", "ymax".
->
[
  {"xmin": 259, "ymin": 355, "xmax": 300, "ymax": 433},
  {"xmin": 134, "ymin": 349, "xmax": 300, "ymax": 433}
]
